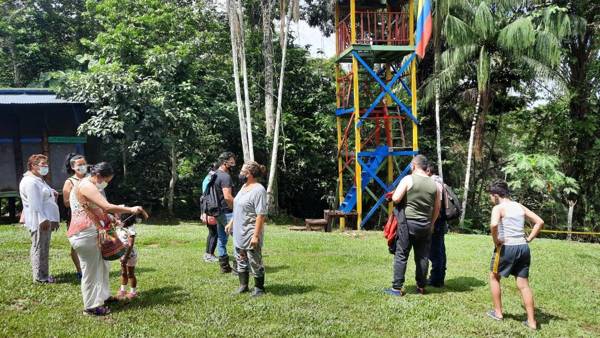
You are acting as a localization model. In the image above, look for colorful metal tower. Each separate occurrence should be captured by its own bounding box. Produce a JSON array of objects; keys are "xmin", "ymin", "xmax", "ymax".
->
[{"xmin": 335, "ymin": 0, "xmax": 419, "ymax": 229}]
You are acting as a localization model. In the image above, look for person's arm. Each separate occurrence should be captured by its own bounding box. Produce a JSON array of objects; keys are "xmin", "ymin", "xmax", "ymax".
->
[
  {"xmin": 62, "ymin": 180, "xmax": 73, "ymax": 208},
  {"xmin": 25, "ymin": 179, "xmax": 50, "ymax": 230},
  {"xmin": 392, "ymin": 177, "xmax": 410, "ymax": 204},
  {"xmin": 225, "ymin": 219, "xmax": 233, "ymax": 234},
  {"xmin": 522, "ymin": 204, "xmax": 544, "ymax": 243},
  {"xmin": 490, "ymin": 205, "xmax": 503, "ymax": 247},
  {"xmin": 79, "ymin": 182, "xmax": 146, "ymax": 217},
  {"xmin": 222, "ymin": 187, "xmax": 234, "ymax": 209},
  {"xmin": 431, "ymin": 189, "xmax": 441, "ymax": 228},
  {"xmin": 250, "ymin": 215, "xmax": 266, "ymax": 249}
]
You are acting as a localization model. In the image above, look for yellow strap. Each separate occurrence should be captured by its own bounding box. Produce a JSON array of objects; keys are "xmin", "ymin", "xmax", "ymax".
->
[
  {"xmin": 492, "ymin": 245, "xmax": 502, "ymax": 274},
  {"xmin": 539, "ymin": 229, "xmax": 600, "ymax": 236}
]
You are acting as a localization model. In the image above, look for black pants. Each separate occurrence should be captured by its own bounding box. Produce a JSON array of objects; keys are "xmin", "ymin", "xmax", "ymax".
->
[
  {"xmin": 392, "ymin": 209, "xmax": 432, "ymax": 289},
  {"xmin": 206, "ymin": 224, "xmax": 218, "ymax": 255},
  {"xmin": 428, "ymin": 228, "xmax": 447, "ymax": 285}
]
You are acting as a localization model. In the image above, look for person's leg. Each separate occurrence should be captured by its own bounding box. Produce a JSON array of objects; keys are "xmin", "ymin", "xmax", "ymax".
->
[
  {"xmin": 216, "ymin": 215, "xmax": 228, "ymax": 258},
  {"xmin": 248, "ymin": 245, "xmax": 265, "ymax": 296},
  {"xmin": 206, "ymin": 224, "xmax": 218, "ymax": 256},
  {"xmin": 234, "ymin": 247, "xmax": 250, "ymax": 293},
  {"xmin": 516, "ymin": 277, "xmax": 536, "ymax": 329},
  {"xmin": 414, "ymin": 234, "xmax": 432, "ymax": 290},
  {"xmin": 30, "ymin": 230, "xmax": 41, "ymax": 282},
  {"xmin": 489, "ymin": 272, "xmax": 503, "ymax": 319},
  {"xmin": 439, "ymin": 232, "xmax": 447, "ymax": 283},
  {"xmin": 391, "ymin": 222, "xmax": 411, "ymax": 291},
  {"xmin": 71, "ymin": 248, "xmax": 82, "ymax": 274},
  {"xmin": 118, "ymin": 263, "xmax": 128, "ymax": 298},
  {"xmin": 428, "ymin": 230, "xmax": 442, "ymax": 285}
]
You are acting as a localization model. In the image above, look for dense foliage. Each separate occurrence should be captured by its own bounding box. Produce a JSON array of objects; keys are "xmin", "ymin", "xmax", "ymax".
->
[{"xmin": 0, "ymin": 0, "xmax": 597, "ymax": 235}]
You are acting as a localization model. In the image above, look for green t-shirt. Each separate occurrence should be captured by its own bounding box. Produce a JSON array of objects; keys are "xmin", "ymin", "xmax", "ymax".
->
[{"xmin": 405, "ymin": 174, "xmax": 437, "ymax": 220}]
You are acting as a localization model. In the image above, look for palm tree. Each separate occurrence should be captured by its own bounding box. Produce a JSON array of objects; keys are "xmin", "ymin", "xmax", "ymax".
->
[{"xmin": 437, "ymin": 0, "xmax": 565, "ymax": 225}]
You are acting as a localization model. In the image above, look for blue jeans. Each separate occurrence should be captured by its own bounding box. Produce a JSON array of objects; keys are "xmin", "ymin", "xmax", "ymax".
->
[
  {"xmin": 428, "ymin": 227, "xmax": 447, "ymax": 285},
  {"xmin": 216, "ymin": 213, "xmax": 233, "ymax": 257}
]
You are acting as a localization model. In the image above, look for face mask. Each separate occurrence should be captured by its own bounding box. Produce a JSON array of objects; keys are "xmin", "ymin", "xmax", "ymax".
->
[
  {"xmin": 238, "ymin": 174, "xmax": 248, "ymax": 185},
  {"xmin": 75, "ymin": 165, "xmax": 87, "ymax": 175},
  {"xmin": 38, "ymin": 166, "xmax": 49, "ymax": 176},
  {"xmin": 96, "ymin": 181, "xmax": 108, "ymax": 190}
]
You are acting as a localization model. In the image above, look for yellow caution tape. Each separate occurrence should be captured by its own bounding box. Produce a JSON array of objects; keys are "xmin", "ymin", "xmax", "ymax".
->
[{"xmin": 539, "ymin": 229, "xmax": 600, "ymax": 236}]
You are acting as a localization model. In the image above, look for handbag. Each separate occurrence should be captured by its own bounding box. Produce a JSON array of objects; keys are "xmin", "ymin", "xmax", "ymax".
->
[{"xmin": 75, "ymin": 184, "xmax": 126, "ymax": 261}]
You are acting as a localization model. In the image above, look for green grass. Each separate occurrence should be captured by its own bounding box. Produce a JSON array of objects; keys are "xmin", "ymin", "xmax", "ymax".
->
[{"xmin": 1, "ymin": 223, "xmax": 599, "ymax": 337}]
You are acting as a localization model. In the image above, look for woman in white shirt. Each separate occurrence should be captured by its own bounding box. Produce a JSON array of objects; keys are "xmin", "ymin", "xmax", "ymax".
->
[{"xmin": 19, "ymin": 154, "xmax": 60, "ymax": 283}]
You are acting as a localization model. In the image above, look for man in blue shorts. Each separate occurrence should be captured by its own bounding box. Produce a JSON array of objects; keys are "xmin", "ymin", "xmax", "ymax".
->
[{"xmin": 487, "ymin": 180, "xmax": 544, "ymax": 330}]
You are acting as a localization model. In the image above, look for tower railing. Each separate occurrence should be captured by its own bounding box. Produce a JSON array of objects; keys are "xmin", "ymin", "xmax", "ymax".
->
[{"xmin": 337, "ymin": 10, "xmax": 410, "ymax": 53}]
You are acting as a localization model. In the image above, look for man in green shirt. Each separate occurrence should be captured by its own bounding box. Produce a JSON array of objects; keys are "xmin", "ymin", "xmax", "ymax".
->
[{"xmin": 385, "ymin": 155, "xmax": 441, "ymax": 296}]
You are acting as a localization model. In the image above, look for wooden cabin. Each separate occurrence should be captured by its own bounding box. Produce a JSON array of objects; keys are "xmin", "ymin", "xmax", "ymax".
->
[{"xmin": 0, "ymin": 88, "xmax": 96, "ymax": 222}]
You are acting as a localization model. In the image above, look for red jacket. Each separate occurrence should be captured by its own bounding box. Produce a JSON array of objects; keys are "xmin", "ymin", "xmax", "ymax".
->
[{"xmin": 383, "ymin": 191, "xmax": 396, "ymax": 248}]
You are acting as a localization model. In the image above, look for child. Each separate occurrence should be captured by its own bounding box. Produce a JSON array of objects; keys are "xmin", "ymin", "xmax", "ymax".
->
[
  {"xmin": 487, "ymin": 180, "xmax": 544, "ymax": 330},
  {"xmin": 116, "ymin": 218, "xmax": 138, "ymax": 300}
]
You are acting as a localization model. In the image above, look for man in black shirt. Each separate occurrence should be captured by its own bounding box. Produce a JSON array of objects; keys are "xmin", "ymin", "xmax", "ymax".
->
[{"xmin": 215, "ymin": 152, "xmax": 236, "ymax": 273}]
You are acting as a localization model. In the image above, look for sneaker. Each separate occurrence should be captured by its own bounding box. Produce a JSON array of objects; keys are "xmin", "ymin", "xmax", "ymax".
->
[
  {"xmin": 126, "ymin": 291, "xmax": 138, "ymax": 300},
  {"xmin": 76, "ymin": 272, "xmax": 82, "ymax": 280},
  {"xmin": 416, "ymin": 287, "xmax": 426, "ymax": 295},
  {"xmin": 204, "ymin": 254, "xmax": 218, "ymax": 263},
  {"xmin": 486, "ymin": 309, "xmax": 503, "ymax": 321},
  {"xmin": 116, "ymin": 290, "xmax": 127, "ymax": 300},
  {"xmin": 384, "ymin": 288, "xmax": 405, "ymax": 297}
]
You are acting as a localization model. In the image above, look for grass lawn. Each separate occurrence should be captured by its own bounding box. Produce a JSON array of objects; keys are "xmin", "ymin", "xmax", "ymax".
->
[{"xmin": 0, "ymin": 222, "xmax": 599, "ymax": 337}]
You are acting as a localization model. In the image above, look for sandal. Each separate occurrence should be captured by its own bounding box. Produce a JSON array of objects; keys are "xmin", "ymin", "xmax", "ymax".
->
[
  {"xmin": 522, "ymin": 320, "xmax": 537, "ymax": 330},
  {"xmin": 83, "ymin": 306, "xmax": 111, "ymax": 316},
  {"xmin": 486, "ymin": 310, "xmax": 503, "ymax": 321}
]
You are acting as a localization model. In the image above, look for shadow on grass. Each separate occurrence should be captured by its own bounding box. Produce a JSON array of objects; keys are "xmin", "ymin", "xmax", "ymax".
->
[
  {"xmin": 267, "ymin": 283, "xmax": 316, "ymax": 296},
  {"xmin": 110, "ymin": 286, "xmax": 187, "ymax": 312},
  {"xmin": 55, "ymin": 267, "xmax": 157, "ymax": 285},
  {"xmin": 265, "ymin": 265, "xmax": 289, "ymax": 274},
  {"xmin": 503, "ymin": 308, "xmax": 564, "ymax": 330},
  {"xmin": 426, "ymin": 277, "xmax": 486, "ymax": 294}
]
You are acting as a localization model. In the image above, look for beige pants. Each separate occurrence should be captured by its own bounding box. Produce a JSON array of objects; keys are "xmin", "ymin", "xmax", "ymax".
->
[{"xmin": 69, "ymin": 227, "xmax": 111, "ymax": 309}]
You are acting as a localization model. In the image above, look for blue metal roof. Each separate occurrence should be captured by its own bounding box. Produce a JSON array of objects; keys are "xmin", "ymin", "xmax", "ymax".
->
[{"xmin": 0, "ymin": 88, "xmax": 76, "ymax": 105}]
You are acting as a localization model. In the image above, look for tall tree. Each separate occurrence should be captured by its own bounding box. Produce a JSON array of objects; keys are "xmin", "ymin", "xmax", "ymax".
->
[
  {"xmin": 267, "ymin": 0, "xmax": 295, "ymax": 212},
  {"xmin": 441, "ymin": 0, "xmax": 565, "ymax": 224},
  {"xmin": 227, "ymin": 0, "xmax": 251, "ymax": 161},
  {"xmin": 262, "ymin": 0, "xmax": 275, "ymax": 138}
]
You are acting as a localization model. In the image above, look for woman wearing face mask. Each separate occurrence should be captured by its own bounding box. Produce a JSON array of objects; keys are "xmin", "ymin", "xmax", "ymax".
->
[
  {"xmin": 225, "ymin": 161, "xmax": 268, "ymax": 297},
  {"xmin": 19, "ymin": 154, "xmax": 60, "ymax": 283},
  {"xmin": 68, "ymin": 162, "xmax": 148, "ymax": 316},
  {"xmin": 62, "ymin": 153, "xmax": 88, "ymax": 279}
]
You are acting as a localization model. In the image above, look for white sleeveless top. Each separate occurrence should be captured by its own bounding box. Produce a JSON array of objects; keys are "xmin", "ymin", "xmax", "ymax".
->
[{"xmin": 499, "ymin": 201, "xmax": 527, "ymax": 245}]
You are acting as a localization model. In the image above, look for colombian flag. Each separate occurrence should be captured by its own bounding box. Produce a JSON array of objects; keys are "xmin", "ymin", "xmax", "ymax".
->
[{"xmin": 415, "ymin": 0, "xmax": 432, "ymax": 58}]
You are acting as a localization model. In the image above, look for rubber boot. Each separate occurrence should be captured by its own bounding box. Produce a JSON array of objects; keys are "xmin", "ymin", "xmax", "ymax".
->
[
  {"xmin": 234, "ymin": 271, "xmax": 249, "ymax": 294},
  {"xmin": 219, "ymin": 255, "xmax": 232, "ymax": 274},
  {"xmin": 251, "ymin": 276, "xmax": 265, "ymax": 297},
  {"xmin": 231, "ymin": 258, "xmax": 238, "ymax": 275}
]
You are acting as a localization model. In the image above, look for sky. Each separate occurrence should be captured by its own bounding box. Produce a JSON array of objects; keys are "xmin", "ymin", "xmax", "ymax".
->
[{"xmin": 291, "ymin": 20, "xmax": 336, "ymax": 58}]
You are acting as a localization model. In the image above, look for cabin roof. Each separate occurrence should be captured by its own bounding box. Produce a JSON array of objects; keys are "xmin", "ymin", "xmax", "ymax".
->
[{"xmin": 0, "ymin": 89, "xmax": 75, "ymax": 105}]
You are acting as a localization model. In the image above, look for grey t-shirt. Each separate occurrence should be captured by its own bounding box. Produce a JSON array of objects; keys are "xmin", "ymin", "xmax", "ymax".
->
[
  {"xmin": 232, "ymin": 183, "xmax": 267, "ymax": 249},
  {"xmin": 214, "ymin": 169, "xmax": 233, "ymax": 213}
]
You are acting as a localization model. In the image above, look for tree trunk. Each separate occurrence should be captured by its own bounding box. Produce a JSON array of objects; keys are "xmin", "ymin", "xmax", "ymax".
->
[
  {"xmin": 459, "ymin": 91, "xmax": 481, "ymax": 226},
  {"xmin": 567, "ymin": 199, "xmax": 576, "ymax": 241},
  {"xmin": 235, "ymin": 0, "xmax": 255, "ymax": 160},
  {"xmin": 434, "ymin": 79, "xmax": 443, "ymax": 180},
  {"xmin": 433, "ymin": 0, "xmax": 444, "ymax": 180},
  {"xmin": 122, "ymin": 143, "xmax": 128, "ymax": 183},
  {"xmin": 266, "ymin": 0, "xmax": 293, "ymax": 213},
  {"xmin": 227, "ymin": 0, "xmax": 250, "ymax": 161},
  {"xmin": 7, "ymin": 41, "xmax": 22, "ymax": 87},
  {"xmin": 167, "ymin": 143, "xmax": 177, "ymax": 216},
  {"xmin": 262, "ymin": 0, "xmax": 275, "ymax": 138}
]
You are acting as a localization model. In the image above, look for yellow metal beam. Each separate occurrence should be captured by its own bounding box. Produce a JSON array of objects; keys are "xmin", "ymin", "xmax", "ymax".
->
[
  {"xmin": 351, "ymin": 0, "xmax": 362, "ymax": 229},
  {"xmin": 409, "ymin": 0, "xmax": 418, "ymax": 152},
  {"xmin": 335, "ymin": 0, "xmax": 345, "ymax": 230}
]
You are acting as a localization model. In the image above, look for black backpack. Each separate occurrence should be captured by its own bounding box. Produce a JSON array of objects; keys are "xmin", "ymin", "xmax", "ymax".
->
[
  {"xmin": 200, "ymin": 171, "xmax": 220, "ymax": 217},
  {"xmin": 443, "ymin": 184, "xmax": 462, "ymax": 220}
]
